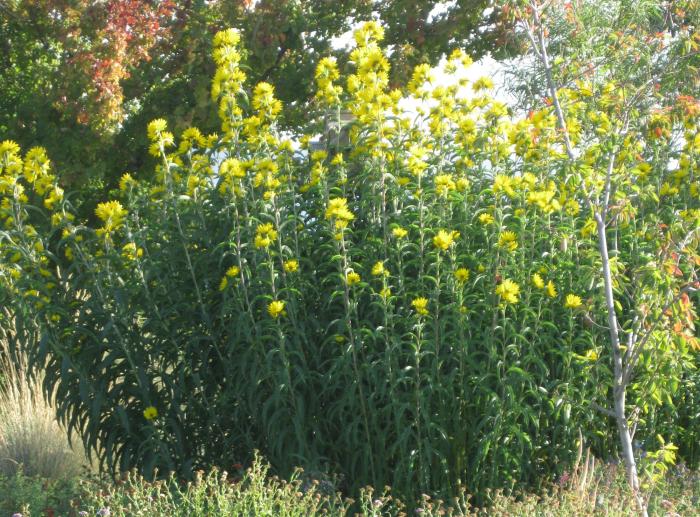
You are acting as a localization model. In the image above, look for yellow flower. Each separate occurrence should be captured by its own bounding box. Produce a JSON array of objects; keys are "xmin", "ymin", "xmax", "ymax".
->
[
  {"xmin": 433, "ymin": 229, "xmax": 459, "ymax": 251},
  {"xmin": 532, "ymin": 273, "xmax": 545, "ymax": 289},
  {"xmin": 546, "ymin": 280, "xmax": 557, "ymax": 298},
  {"xmin": 497, "ymin": 231, "xmax": 518, "ymax": 252},
  {"xmin": 147, "ymin": 119, "xmax": 167, "ymax": 140},
  {"xmin": 122, "ymin": 242, "xmax": 143, "ymax": 261},
  {"xmin": 119, "ymin": 173, "xmax": 136, "ymax": 191},
  {"xmin": 219, "ymin": 277, "xmax": 229, "ymax": 291},
  {"xmin": 371, "ymin": 261, "xmax": 387, "ymax": 276},
  {"xmin": 455, "ymin": 267, "xmax": 470, "ymax": 283},
  {"xmin": 226, "ymin": 265, "xmax": 240, "ymax": 277},
  {"xmin": 255, "ymin": 223, "xmax": 278, "ymax": 248},
  {"xmin": 392, "ymin": 227, "xmax": 408, "ymax": 239},
  {"xmin": 95, "ymin": 200, "xmax": 127, "ymax": 234},
  {"xmin": 564, "ymin": 294, "xmax": 583, "ymax": 309},
  {"xmin": 346, "ymin": 271, "xmax": 361, "ymax": 286},
  {"xmin": 283, "ymin": 259, "xmax": 299, "ymax": 273},
  {"xmin": 479, "ymin": 213, "xmax": 494, "ymax": 225},
  {"xmin": 495, "ymin": 279, "xmax": 520, "ymax": 304},
  {"xmin": 268, "ymin": 300, "xmax": 286, "ymax": 318},
  {"xmin": 412, "ymin": 297, "xmax": 429, "ymax": 315},
  {"xmin": 435, "ymin": 174, "xmax": 456, "ymax": 195},
  {"xmin": 584, "ymin": 349, "xmax": 598, "ymax": 361},
  {"xmin": 143, "ymin": 406, "xmax": 158, "ymax": 421},
  {"xmin": 379, "ymin": 287, "xmax": 391, "ymax": 300},
  {"xmin": 325, "ymin": 198, "xmax": 355, "ymax": 224}
]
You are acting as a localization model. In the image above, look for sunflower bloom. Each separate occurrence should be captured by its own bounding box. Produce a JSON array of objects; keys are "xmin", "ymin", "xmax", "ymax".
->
[
  {"xmin": 455, "ymin": 268, "xmax": 470, "ymax": 283},
  {"xmin": 433, "ymin": 229, "xmax": 459, "ymax": 251},
  {"xmin": 495, "ymin": 279, "xmax": 520, "ymax": 304},
  {"xmin": 346, "ymin": 271, "xmax": 361, "ymax": 286},
  {"xmin": 532, "ymin": 273, "xmax": 545, "ymax": 289},
  {"xmin": 412, "ymin": 297, "xmax": 429, "ymax": 315},
  {"xmin": 564, "ymin": 294, "xmax": 583, "ymax": 309},
  {"xmin": 284, "ymin": 259, "xmax": 299, "ymax": 273},
  {"xmin": 268, "ymin": 300, "xmax": 286, "ymax": 318}
]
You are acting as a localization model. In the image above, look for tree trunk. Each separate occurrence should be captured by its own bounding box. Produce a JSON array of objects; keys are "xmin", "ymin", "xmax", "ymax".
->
[{"xmin": 597, "ymin": 213, "xmax": 648, "ymax": 517}]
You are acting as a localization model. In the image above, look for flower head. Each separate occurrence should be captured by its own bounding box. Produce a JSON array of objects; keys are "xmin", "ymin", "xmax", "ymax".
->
[
  {"xmin": 455, "ymin": 267, "xmax": 470, "ymax": 283},
  {"xmin": 346, "ymin": 271, "xmax": 361, "ymax": 286},
  {"xmin": 284, "ymin": 259, "xmax": 299, "ymax": 273},
  {"xmin": 412, "ymin": 297, "xmax": 429, "ymax": 315},
  {"xmin": 564, "ymin": 294, "xmax": 583, "ymax": 309},
  {"xmin": 433, "ymin": 229, "xmax": 459, "ymax": 251},
  {"xmin": 143, "ymin": 406, "xmax": 158, "ymax": 421},
  {"xmin": 495, "ymin": 279, "xmax": 520, "ymax": 304},
  {"xmin": 532, "ymin": 273, "xmax": 545, "ymax": 289},
  {"xmin": 371, "ymin": 261, "xmax": 387, "ymax": 276},
  {"xmin": 546, "ymin": 280, "xmax": 557, "ymax": 298},
  {"xmin": 392, "ymin": 227, "xmax": 408, "ymax": 239},
  {"xmin": 95, "ymin": 201, "xmax": 127, "ymax": 235},
  {"xmin": 497, "ymin": 231, "xmax": 518, "ymax": 252},
  {"xmin": 268, "ymin": 300, "xmax": 286, "ymax": 318}
]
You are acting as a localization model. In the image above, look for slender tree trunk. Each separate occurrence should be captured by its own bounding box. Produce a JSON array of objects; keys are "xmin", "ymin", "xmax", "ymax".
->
[{"xmin": 596, "ymin": 213, "xmax": 648, "ymax": 517}]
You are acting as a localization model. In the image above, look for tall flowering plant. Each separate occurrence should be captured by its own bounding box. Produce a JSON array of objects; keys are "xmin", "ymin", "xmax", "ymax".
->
[{"xmin": 1, "ymin": 14, "xmax": 698, "ymax": 506}]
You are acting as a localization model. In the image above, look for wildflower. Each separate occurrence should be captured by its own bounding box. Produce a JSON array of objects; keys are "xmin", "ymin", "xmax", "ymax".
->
[
  {"xmin": 564, "ymin": 294, "xmax": 583, "ymax": 309},
  {"xmin": 95, "ymin": 201, "xmax": 127, "ymax": 235},
  {"xmin": 371, "ymin": 261, "xmax": 387, "ymax": 276},
  {"xmin": 435, "ymin": 174, "xmax": 456, "ymax": 195},
  {"xmin": 268, "ymin": 300, "xmax": 286, "ymax": 318},
  {"xmin": 532, "ymin": 273, "xmax": 545, "ymax": 289},
  {"xmin": 433, "ymin": 229, "xmax": 459, "ymax": 251},
  {"xmin": 119, "ymin": 173, "xmax": 136, "ymax": 191},
  {"xmin": 147, "ymin": 119, "xmax": 167, "ymax": 140},
  {"xmin": 255, "ymin": 223, "xmax": 278, "ymax": 248},
  {"xmin": 479, "ymin": 213, "xmax": 494, "ymax": 225},
  {"xmin": 226, "ymin": 265, "xmax": 240, "ymax": 277},
  {"xmin": 122, "ymin": 243, "xmax": 143, "ymax": 261},
  {"xmin": 546, "ymin": 280, "xmax": 557, "ymax": 298},
  {"xmin": 213, "ymin": 28, "xmax": 241, "ymax": 48},
  {"xmin": 325, "ymin": 198, "xmax": 355, "ymax": 229},
  {"xmin": 392, "ymin": 227, "xmax": 408, "ymax": 239},
  {"xmin": 495, "ymin": 279, "xmax": 520, "ymax": 304},
  {"xmin": 455, "ymin": 267, "xmax": 470, "ymax": 283},
  {"xmin": 219, "ymin": 277, "xmax": 229, "ymax": 291},
  {"xmin": 335, "ymin": 335, "xmax": 346, "ymax": 344},
  {"xmin": 379, "ymin": 287, "xmax": 391, "ymax": 299},
  {"xmin": 497, "ymin": 231, "xmax": 518, "ymax": 252},
  {"xmin": 283, "ymin": 259, "xmax": 299, "ymax": 273},
  {"xmin": 412, "ymin": 297, "xmax": 429, "ymax": 315},
  {"xmin": 346, "ymin": 271, "xmax": 361, "ymax": 286},
  {"xmin": 143, "ymin": 406, "xmax": 158, "ymax": 420},
  {"xmin": 584, "ymin": 349, "xmax": 598, "ymax": 361}
]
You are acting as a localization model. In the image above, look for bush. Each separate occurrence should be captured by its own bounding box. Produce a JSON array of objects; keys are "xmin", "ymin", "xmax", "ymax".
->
[{"xmin": 1, "ymin": 15, "xmax": 698, "ymax": 505}]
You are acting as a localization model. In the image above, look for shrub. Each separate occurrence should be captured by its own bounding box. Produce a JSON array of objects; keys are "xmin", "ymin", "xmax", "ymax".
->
[{"xmin": 1, "ymin": 12, "xmax": 698, "ymax": 507}]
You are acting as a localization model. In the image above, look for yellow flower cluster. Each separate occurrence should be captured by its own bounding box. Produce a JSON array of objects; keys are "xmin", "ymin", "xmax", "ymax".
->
[
  {"xmin": 497, "ymin": 231, "xmax": 518, "ymax": 252},
  {"xmin": 325, "ymin": 198, "xmax": 355, "ymax": 229},
  {"xmin": 315, "ymin": 57, "xmax": 343, "ymax": 105},
  {"xmin": 412, "ymin": 297, "xmax": 429, "ymax": 315},
  {"xmin": 255, "ymin": 223, "xmax": 278, "ymax": 249},
  {"xmin": 95, "ymin": 201, "xmax": 127, "ymax": 237},
  {"xmin": 495, "ymin": 279, "xmax": 520, "ymax": 304},
  {"xmin": 433, "ymin": 229, "xmax": 459, "ymax": 251}
]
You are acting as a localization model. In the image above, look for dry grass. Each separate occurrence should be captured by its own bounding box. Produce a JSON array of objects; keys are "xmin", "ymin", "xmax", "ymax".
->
[{"xmin": 0, "ymin": 334, "xmax": 93, "ymax": 479}]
